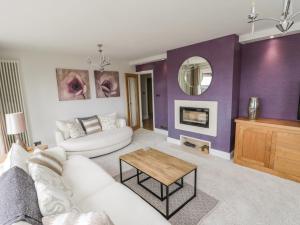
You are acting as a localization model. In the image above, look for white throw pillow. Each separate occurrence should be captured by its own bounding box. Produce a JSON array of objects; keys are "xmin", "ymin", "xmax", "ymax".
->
[
  {"xmin": 67, "ymin": 122, "xmax": 85, "ymax": 138},
  {"xmin": 28, "ymin": 151, "xmax": 63, "ymax": 175},
  {"xmin": 56, "ymin": 120, "xmax": 72, "ymax": 139},
  {"xmin": 3, "ymin": 143, "xmax": 30, "ymax": 174},
  {"xmin": 35, "ymin": 181, "xmax": 80, "ymax": 217},
  {"xmin": 44, "ymin": 147, "xmax": 67, "ymax": 162},
  {"xmin": 98, "ymin": 113, "xmax": 117, "ymax": 130},
  {"xmin": 28, "ymin": 163, "xmax": 73, "ymax": 196},
  {"xmin": 42, "ymin": 211, "xmax": 114, "ymax": 225}
]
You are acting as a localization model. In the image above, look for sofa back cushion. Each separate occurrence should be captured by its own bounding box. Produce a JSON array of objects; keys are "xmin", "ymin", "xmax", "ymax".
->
[
  {"xmin": 62, "ymin": 155, "xmax": 115, "ymax": 203},
  {"xmin": 77, "ymin": 116, "xmax": 102, "ymax": 135}
]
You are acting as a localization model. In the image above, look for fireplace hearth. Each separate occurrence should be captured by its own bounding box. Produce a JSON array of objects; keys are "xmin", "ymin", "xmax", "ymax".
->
[{"xmin": 180, "ymin": 107, "xmax": 209, "ymax": 128}]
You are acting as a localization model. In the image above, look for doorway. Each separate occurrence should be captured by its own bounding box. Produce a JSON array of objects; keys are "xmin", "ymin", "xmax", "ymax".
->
[
  {"xmin": 139, "ymin": 72, "xmax": 154, "ymax": 131},
  {"xmin": 125, "ymin": 74, "xmax": 140, "ymax": 130}
]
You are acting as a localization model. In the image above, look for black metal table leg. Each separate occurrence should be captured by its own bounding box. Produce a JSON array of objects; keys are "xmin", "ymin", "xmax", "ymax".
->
[
  {"xmin": 166, "ymin": 185, "xmax": 169, "ymax": 219},
  {"xmin": 137, "ymin": 169, "xmax": 140, "ymax": 184},
  {"xmin": 194, "ymin": 168, "xmax": 197, "ymax": 197},
  {"xmin": 160, "ymin": 183, "xmax": 164, "ymax": 200},
  {"xmin": 119, "ymin": 159, "xmax": 123, "ymax": 183}
]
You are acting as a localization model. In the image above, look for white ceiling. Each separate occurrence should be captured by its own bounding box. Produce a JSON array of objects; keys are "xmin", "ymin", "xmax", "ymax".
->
[{"xmin": 1, "ymin": 0, "xmax": 300, "ymax": 60}]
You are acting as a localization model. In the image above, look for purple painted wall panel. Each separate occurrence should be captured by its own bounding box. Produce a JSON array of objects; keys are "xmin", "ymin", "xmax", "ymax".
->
[
  {"xmin": 239, "ymin": 34, "xmax": 300, "ymax": 120},
  {"xmin": 167, "ymin": 35, "xmax": 240, "ymax": 152},
  {"xmin": 136, "ymin": 60, "xmax": 168, "ymax": 130}
]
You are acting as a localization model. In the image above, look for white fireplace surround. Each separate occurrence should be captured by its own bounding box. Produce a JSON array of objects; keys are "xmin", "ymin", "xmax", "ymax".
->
[{"xmin": 175, "ymin": 100, "xmax": 218, "ymax": 137}]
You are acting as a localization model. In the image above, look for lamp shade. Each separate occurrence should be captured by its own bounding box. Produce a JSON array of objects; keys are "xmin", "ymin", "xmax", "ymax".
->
[{"xmin": 5, "ymin": 112, "xmax": 26, "ymax": 135}]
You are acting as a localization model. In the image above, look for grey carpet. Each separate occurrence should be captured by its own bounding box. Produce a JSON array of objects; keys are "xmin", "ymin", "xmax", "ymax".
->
[{"xmin": 115, "ymin": 169, "xmax": 218, "ymax": 225}]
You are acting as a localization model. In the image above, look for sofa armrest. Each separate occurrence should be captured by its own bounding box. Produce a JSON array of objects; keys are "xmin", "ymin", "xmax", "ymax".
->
[
  {"xmin": 116, "ymin": 118, "xmax": 127, "ymax": 128},
  {"xmin": 55, "ymin": 129, "xmax": 65, "ymax": 145}
]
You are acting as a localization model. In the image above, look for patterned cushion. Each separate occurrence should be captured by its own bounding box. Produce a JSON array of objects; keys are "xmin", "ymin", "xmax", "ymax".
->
[
  {"xmin": 34, "ymin": 181, "xmax": 80, "ymax": 217},
  {"xmin": 28, "ymin": 151, "xmax": 63, "ymax": 176},
  {"xmin": 98, "ymin": 113, "xmax": 117, "ymax": 130},
  {"xmin": 67, "ymin": 122, "xmax": 85, "ymax": 138},
  {"xmin": 42, "ymin": 211, "xmax": 114, "ymax": 225},
  {"xmin": 77, "ymin": 115, "xmax": 102, "ymax": 135},
  {"xmin": 56, "ymin": 120, "xmax": 73, "ymax": 139}
]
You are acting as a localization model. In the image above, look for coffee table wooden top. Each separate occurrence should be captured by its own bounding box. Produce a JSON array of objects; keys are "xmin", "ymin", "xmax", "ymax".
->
[{"xmin": 120, "ymin": 149, "xmax": 197, "ymax": 186}]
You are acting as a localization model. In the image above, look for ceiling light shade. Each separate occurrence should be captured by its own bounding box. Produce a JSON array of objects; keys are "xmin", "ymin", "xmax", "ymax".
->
[{"xmin": 248, "ymin": 0, "xmax": 300, "ymax": 33}]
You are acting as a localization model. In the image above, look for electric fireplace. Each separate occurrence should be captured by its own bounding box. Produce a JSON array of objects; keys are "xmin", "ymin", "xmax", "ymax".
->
[{"xmin": 180, "ymin": 107, "xmax": 209, "ymax": 128}]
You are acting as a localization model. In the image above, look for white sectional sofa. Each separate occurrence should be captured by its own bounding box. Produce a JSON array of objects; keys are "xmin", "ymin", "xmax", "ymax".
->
[
  {"xmin": 55, "ymin": 118, "xmax": 133, "ymax": 158},
  {"xmin": 63, "ymin": 155, "xmax": 171, "ymax": 225},
  {"xmin": 0, "ymin": 150, "xmax": 171, "ymax": 225}
]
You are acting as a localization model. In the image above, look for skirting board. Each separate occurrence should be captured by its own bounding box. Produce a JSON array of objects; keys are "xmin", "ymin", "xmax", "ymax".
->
[
  {"xmin": 166, "ymin": 137, "xmax": 233, "ymax": 160},
  {"xmin": 154, "ymin": 128, "xmax": 168, "ymax": 136}
]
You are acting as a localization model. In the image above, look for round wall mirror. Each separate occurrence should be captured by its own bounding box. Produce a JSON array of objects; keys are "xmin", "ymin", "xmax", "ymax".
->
[{"xmin": 178, "ymin": 56, "xmax": 213, "ymax": 96}]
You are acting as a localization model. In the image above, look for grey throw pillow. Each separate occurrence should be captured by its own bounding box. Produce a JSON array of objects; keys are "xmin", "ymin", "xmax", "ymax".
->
[
  {"xmin": 0, "ymin": 167, "xmax": 43, "ymax": 225},
  {"xmin": 76, "ymin": 115, "xmax": 102, "ymax": 135}
]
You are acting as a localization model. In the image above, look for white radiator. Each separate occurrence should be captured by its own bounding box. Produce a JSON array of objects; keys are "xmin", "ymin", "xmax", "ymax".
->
[{"xmin": 0, "ymin": 59, "xmax": 30, "ymax": 146}]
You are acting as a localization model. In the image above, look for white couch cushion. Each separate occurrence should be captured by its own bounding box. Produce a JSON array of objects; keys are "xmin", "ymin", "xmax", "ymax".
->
[
  {"xmin": 3, "ymin": 144, "xmax": 30, "ymax": 174},
  {"xmin": 34, "ymin": 181, "xmax": 80, "ymax": 216},
  {"xmin": 62, "ymin": 155, "xmax": 114, "ymax": 203},
  {"xmin": 78, "ymin": 182, "xmax": 171, "ymax": 225},
  {"xmin": 59, "ymin": 127, "xmax": 133, "ymax": 152}
]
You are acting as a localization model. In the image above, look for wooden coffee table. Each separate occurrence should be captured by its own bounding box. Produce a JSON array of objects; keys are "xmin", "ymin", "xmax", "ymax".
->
[{"xmin": 119, "ymin": 148, "xmax": 197, "ymax": 219}]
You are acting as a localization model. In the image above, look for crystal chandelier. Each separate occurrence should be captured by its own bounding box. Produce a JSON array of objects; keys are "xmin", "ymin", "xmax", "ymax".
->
[
  {"xmin": 248, "ymin": 0, "xmax": 300, "ymax": 33},
  {"xmin": 87, "ymin": 44, "xmax": 111, "ymax": 72}
]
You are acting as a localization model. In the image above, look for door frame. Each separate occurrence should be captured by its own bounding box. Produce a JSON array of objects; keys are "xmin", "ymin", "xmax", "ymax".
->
[
  {"xmin": 125, "ymin": 73, "xmax": 141, "ymax": 130},
  {"xmin": 137, "ymin": 70, "xmax": 155, "ymax": 130}
]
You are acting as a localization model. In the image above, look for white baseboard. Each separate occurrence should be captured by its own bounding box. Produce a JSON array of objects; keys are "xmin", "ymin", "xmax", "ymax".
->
[
  {"xmin": 154, "ymin": 128, "xmax": 168, "ymax": 136},
  {"xmin": 166, "ymin": 137, "xmax": 181, "ymax": 145},
  {"xmin": 166, "ymin": 137, "xmax": 233, "ymax": 160},
  {"xmin": 210, "ymin": 148, "xmax": 233, "ymax": 160}
]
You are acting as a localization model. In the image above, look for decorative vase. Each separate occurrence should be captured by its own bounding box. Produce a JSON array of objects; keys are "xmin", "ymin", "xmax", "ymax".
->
[{"xmin": 248, "ymin": 97, "xmax": 260, "ymax": 120}]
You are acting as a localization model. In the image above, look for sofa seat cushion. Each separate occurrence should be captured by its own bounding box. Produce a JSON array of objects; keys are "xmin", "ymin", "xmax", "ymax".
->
[
  {"xmin": 78, "ymin": 183, "xmax": 171, "ymax": 225},
  {"xmin": 63, "ymin": 156, "xmax": 115, "ymax": 203},
  {"xmin": 59, "ymin": 127, "xmax": 133, "ymax": 152}
]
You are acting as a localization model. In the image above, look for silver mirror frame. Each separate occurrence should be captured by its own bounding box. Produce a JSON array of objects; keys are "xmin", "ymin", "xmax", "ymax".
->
[{"xmin": 178, "ymin": 56, "xmax": 213, "ymax": 96}]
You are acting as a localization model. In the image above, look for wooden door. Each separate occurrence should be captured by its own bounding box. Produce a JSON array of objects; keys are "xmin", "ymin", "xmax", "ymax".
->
[
  {"xmin": 235, "ymin": 124, "xmax": 272, "ymax": 168},
  {"xmin": 125, "ymin": 74, "xmax": 140, "ymax": 130}
]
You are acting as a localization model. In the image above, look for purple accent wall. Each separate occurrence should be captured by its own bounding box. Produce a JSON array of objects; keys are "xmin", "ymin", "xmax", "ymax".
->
[
  {"xmin": 136, "ymin": 60, "xmax": 168, "ymax": 130},
  {"xmin": 239, "ymin": 34, "xmax": 300, "ymax": 120},
  {"xmin": 167, "ymin": 35, "xmax": 240, "ymax": 153}
]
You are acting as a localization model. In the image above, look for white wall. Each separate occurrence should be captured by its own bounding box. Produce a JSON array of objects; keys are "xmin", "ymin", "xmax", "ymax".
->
[{"xmin": 0, "ymin": 50, "xmax": 134, "ymax": 146}]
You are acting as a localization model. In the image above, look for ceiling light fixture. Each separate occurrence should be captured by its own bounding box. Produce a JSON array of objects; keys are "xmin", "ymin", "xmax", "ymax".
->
[
  {"xmin": 248, "ymin": 0, "xmax": 300, "ymax": 33},
  {"xmin": 87, "ymin": 44, "xmax": 111, "ymax": 72}
]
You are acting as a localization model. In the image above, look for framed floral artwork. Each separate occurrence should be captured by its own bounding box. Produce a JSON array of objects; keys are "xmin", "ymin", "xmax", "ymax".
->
[
  {"xmin": 94, "ymin": 71, "xmax": 120, "ymax": 98},
  {"xmin": 56, "ymin": 68, "xmax": 91, "ymax": 101}
]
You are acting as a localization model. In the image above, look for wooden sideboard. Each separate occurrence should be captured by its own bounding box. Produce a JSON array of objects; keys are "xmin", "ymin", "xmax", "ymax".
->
[{"xmin": 234, "ymin": 118, "xmax": 300, "ymax": 182}]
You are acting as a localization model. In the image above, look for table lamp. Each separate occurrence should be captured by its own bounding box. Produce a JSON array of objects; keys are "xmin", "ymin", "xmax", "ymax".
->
[{"xmin": 5, "ymin": 112, "xmax": 27, "ymax": 149}]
